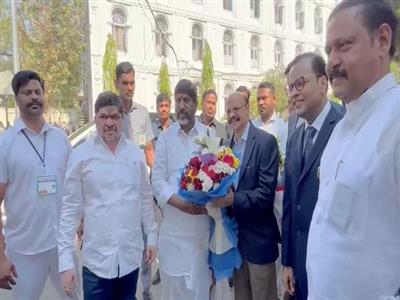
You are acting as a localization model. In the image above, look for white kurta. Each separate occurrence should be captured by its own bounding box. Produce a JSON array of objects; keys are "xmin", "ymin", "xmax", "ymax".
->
[
  {"xmin": 306, "ymin": 74, "xmax": 400, "ymax": 300},
  {"xmin": 152, "ymin": 121, "xmax": 212, "ymax": 299}
]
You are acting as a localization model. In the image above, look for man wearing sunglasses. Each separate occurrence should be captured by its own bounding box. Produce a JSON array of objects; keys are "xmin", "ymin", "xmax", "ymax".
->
[{"xmin": 281, "ymin": 52, "xmax": 344, "ymax": 300}]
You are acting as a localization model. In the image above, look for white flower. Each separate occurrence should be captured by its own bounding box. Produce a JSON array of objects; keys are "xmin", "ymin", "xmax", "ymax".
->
[
  {"xmin": 198, "ymin": 170, "xmax": 214, "ymax": 192},
  {"xmin": 210, "ymin": 161, "xmax": 235, "ymax": 175}
]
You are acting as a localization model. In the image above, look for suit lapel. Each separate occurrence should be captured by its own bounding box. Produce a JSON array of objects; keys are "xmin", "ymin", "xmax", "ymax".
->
[
  {"xmin": 293, "ymin": 123, "xmax": 305, "ymax": 181},
  {"xmin": 238, "ymin": 124, "xmax": 256, "ymax": 182},
  {"xmin": 299, "ymin": 106, "xmax": 340, "ymax": 182}
]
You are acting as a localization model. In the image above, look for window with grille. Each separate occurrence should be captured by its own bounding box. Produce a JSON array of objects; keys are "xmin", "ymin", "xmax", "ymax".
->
[
  {"xmin": 112, "ymin": 8, "xmax": 127, "ymax": 52},
  {"xmin": 192, "ymin": 24, "xmax": 204, "ymax": 61},
  {"xmin": 223, "ymin": 0, "xmax": 233, "ymax": 11},
  {"xmin": 250, "ymin": 35, "xmax": 260, "ymax": 68},
  {"xmin": 223, "ymin": 30, "xmax": 234, "ymax": 65},
  {"xmin": 314, "ymin": 6, "xmax": 323, "ymax": 34},
  {"xmin": 250, "ymin": 0, "xmax": 260, "ymax": 18},
  {"xmin": 155, "ymin": 15, "xmax": 169, "ymax": 57},
  {"xmin": 295, "ymin": 0, "xmax": 305, "ymax": 30},
  {"xmin": 274, "ymin": 40, "xmax": 284, "ymax": 65},
  {"xmin": 274, "ymin": 0, "xmax": 284, "ymax": 25}
]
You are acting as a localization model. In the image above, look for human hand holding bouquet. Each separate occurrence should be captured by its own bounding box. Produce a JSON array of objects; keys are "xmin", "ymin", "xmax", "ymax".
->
[{"xmin": 178, "ymin": 136, "xmax": 243, "ymax": 280}]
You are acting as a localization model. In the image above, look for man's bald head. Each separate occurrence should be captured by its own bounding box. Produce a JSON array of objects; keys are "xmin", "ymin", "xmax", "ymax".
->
[{"xmin": 227, "ymin": 91, "xmax": 248, "ymax": 105}]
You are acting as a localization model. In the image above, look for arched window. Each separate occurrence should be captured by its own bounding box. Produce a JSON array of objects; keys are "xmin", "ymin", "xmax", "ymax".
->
[
  {"xmin": 112, "ymin": 8, "xmax": 127, "ymax": 52},
  {"xmin": 274, "ymin": 0, "xmax": 284, "ymax": 25},
  {"xmin": 155, "ymin": 15, "xmax": 169, "ymax": 57},
  {"xmin": 295, "ymin": 0, "xmax": 304, "ymax": 30},
  {"xmin": 192, "ymin": 24, "xmax": 204, "ymax": 61},
  {"xmin": 224, "ymin": 83, "xmax": 234, "ymax": 108},
  {"xmin": 295, "ymin": 43, "xmax": 304, "ymax": 56},
  {"xmin": 250, "ymin": 35, "xmax": 260, "ymax": 68},
  {"xmin": 223, "ymin": 30, "xmax": 234, "ymax": 65},
  {"xmin": 274, "ymin": 39, "xmax": 284, "ymax": 65},
  {"xmin": 314, "ymin": 6, "xmax": 323, "ymax": 34}
]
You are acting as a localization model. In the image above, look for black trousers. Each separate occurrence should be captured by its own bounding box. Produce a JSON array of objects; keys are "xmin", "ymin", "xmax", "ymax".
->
[{"xmin": 82, "ymin": 266, "xmax": 139, "ymax": 300}]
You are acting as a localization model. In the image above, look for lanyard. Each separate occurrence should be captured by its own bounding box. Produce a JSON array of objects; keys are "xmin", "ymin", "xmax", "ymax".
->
[{"xmin": 21, "ymin": 129, "xmax": 47, "ymax": 168}]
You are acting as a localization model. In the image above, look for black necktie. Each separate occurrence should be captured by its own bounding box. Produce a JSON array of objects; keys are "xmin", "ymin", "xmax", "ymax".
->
[{"xmin": 302, "ymin": 126, "xmax": 317, "ymax": 169}]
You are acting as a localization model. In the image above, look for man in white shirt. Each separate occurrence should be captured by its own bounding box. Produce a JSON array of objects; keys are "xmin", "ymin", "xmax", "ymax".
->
[
  {"xmin": 253, "ymin": 82, "xmax": 288, "ymax": 155},
  {"xmin": 152, "ymin": 79, "xmax": 211, "ymax": 300},
  {"xmin": 0, "ymin": 70, "xmax": 73, "ymax": 299},
  {"xmin": 58, "ymin": 92, "xmax": 157, "ymax": 299},
  {"xmin": 306, "ymin": 1, "xmax": 400, "ymax": 300},
  {"xmin": 115, "ymin": 61, "xmax": 155, "ymax": 300}
]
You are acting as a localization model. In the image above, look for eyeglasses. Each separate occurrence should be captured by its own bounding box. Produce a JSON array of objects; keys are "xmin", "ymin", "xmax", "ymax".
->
[
  {"xmin": 226, "ymin": 103, "xmax": 247, "ymax": 115},
  {"xmin": 286, "ymin": 76, "xmax": 310, "ymax": 94}
]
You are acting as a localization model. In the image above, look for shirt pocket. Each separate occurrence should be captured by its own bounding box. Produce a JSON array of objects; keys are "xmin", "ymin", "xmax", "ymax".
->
[{"xmin": 326, "ymin": 165, "xmax": 369, "ymax": 241}]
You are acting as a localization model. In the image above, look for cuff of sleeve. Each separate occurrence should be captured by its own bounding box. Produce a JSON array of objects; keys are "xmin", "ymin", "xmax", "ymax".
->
[
  {"xmin": 146, "ymin": 231, "xmax": 158, "ymax": 247},
  {"xmin": 158, "ymin": 187, "xmax": 174, "ymax": 209},
  {"xmin": 59, "ymin": 251, "xmax": 75, "ymax": 273}
]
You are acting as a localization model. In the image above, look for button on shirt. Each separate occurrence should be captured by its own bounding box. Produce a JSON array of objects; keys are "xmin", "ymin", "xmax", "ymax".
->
[
  {"xmin": 58, "ymin": 135, "xmax": 157, "ymax": 279},
  {"xmin": 122, "ymin": 101, "xmax": 154, "ymax": 148},
  {"xmin": 252, "ymin": 112, "xmax": 288, "ymax": 155},
  {"xmin": 0, "ymin": 118, "xmax": 71, "ymax": 255},
  {"xmin": 151, "ymin": 121, "xmax": 212, "ymax": 288},
  {"xmin": 306, "ymin": 74, "xmax": 400, "ymax": 300}
]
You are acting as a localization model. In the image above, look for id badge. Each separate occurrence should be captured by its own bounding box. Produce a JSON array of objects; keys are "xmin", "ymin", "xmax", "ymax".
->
[
  {"xmin": 37, "ymin": 175, "xmax": 57, "ymax": 196},
  {"xmin": 137, "ymin": 132, "xmax": 146, "ymax": 149}
]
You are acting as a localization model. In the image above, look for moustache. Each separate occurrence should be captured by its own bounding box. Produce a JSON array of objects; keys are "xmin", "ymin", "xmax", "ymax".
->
[
  {"xmin": 329, "ymin": 68, "xmax": 348, "ymax": 82},
  {"xmin": 177, "ymin": 110, "xmax": 189, "ymax": 118},
  {"xmin": 229, "ymin": 116, "xmax": 240, "ymax": 124},
  {"xmin": 28, "ymin": 101, "xmax": 42, "ymax": 108}
]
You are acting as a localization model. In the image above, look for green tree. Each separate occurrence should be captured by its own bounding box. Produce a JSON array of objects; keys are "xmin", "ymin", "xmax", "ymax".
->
[
  {"xmin": 199, "ymin": 41, "xmax": 215, "ymax": 107},
  {"xmin": 262, "ymin": 65, "xmax": 288, "ymax": 114},
  {"xmin": 0, "ymin": 0, "xmax": 12, "ymax": 71},
  {"xmin": 158, "ymin": 62, "xmax": 172, "ymax": 96},
  {"xmin": 18, "ymin": 0, "xmax": 85, "ymax": 109},
  {"xmin": 249, "ymin": 87, "xmax": 258, "ymax": 119},
  {"xmin": 102, "ymin": 34, "xmax": 118, "ymax": 93},
  {"xmin": 391, "ymin": 61, "xmax": 400, "ymax": 82}
]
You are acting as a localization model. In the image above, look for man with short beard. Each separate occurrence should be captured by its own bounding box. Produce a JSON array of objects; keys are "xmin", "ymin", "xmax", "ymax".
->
[
  {"xmin": 0, "ymin": 71, "xmax": 76, "ymax": 299},
  {"xmin": 152, "ymin": 79, "xmax": 212, "ymax": 299},
  {"xmin": 306, "ymin": 1, "xmax": 400, "ymax": 299}
]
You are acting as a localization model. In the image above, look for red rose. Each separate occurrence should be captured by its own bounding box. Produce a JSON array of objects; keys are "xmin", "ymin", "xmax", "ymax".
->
[
  {"xmin": 222, "ymin": 155, "xmax": 234, "ymax": 167},
  {"xmin": 189, "ymin": 157, "xmax": 202, "ymax": 170}
]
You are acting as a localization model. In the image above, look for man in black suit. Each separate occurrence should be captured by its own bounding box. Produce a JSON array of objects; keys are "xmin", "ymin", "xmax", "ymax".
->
[
  {"xmin": 213, "ymin": 92, "xmax": 280, "ymax": 300},
  {"xmin": 281, "ymin": 52, "xmax": 344, "ymax": 300}
]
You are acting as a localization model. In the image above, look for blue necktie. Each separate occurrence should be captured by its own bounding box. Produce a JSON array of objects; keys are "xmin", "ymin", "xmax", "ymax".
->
[{"xmin": 302, "ymin": 126, "xmax": 317, "ymax": 169}]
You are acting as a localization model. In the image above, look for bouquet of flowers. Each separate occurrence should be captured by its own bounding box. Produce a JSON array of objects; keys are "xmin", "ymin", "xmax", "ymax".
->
[{"xmin": 178, "ymin": 136, "xmax": 243, "ymax": 280}]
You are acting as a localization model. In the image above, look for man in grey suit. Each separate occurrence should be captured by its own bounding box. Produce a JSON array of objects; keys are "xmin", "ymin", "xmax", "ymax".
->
[{"xmin": 281, "ymin": 52, "xmax": 344, "ymax": 300}]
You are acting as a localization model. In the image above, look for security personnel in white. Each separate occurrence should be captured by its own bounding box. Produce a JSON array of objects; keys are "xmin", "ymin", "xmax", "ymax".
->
[{"xmin": 0, "ymin": 70, "xmax": 74, "ymax": 299}]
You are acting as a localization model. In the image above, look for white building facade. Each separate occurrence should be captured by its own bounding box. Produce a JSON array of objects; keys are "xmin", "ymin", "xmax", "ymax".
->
[{"xmin": 88, "ymin": 0, "xmax": 336, "ymax": 119}]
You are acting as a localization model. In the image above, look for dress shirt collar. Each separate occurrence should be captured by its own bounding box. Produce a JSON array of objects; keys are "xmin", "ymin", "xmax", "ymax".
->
[
  {"xmin": 305, "ymin": 100, "xmax": 331, "ymax": 132},
  {"xmin": 15, "ymin": 117, "xmax": 51, "ymax": 135},
  {"xmin": 346, "ymin": 73, "xmax": 397, "ymax": 120},
  {"xmin": 234, "ymin": 121, "xmax": 250, "ymax": 144},
  {"xmin": 154, "ymin": 117, "xmax": 173, "ymax": 130},
  {"xmin": 175, "ymin": 119, "xmax": 203, "ymax": 138},
  {"xmin": 198, "ymin": 114, "xmax": 217, "ymax": 128},
  {"xmin": 122, "ymin": 99, "xmax": 139, "ymax": 114},
  {"xmin": 94, "ymin": 132, "xmax": 127, "ymax": 153},
  {"xmin": 258, "ymin": 111, "xmax": 278, "ymax": 126}
]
